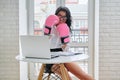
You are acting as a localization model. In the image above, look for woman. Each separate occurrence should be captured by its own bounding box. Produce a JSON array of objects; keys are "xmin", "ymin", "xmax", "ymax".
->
[{"xmin": 44, "ymin": 6, "xmax": 94, "ymax": 80}]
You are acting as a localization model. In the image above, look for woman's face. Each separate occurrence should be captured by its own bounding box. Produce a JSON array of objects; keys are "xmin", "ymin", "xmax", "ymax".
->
[{"xmin": 57, "ymin": 11, "xmax": 67, "ymax": 24}]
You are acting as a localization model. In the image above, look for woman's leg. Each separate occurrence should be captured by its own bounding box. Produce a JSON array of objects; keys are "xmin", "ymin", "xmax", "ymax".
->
[{"xmin": 64, "ymin": 62, "xmax": 94, "ymax": 80}]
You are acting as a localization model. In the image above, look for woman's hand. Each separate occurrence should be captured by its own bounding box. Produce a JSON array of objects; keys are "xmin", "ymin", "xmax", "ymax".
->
[{"xmin": 61, "ymin": 44, "xmax": 67, "ymax": 51}]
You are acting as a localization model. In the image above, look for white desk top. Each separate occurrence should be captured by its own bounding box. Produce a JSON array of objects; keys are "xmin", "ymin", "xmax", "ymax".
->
[{"xmin": 16, "ymin": 53, "xmax": 89, "ymax": 64}]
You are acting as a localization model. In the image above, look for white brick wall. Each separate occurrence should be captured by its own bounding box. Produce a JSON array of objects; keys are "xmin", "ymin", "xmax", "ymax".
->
[
  {"xmin": 99, "ymin": 0, "xmax": 120, "ymax": 80},
  {"xmin": 0, "ymin": 0, "xmax": 19, "ymax": 80}
]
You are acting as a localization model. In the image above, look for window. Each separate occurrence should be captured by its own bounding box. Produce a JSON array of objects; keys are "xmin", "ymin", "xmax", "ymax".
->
[
  {"xmin": 33, "ymin": 0, "xmax": 57, "ymax": 35},
  {"xmin": 65, "ymin": 0, "xmax": 89, "ymax": 74}
]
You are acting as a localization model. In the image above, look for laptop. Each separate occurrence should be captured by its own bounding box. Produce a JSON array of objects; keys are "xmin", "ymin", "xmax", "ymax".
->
[
  {"xmin": 20, "ymin": 35, "xmax": 82, "ymax": 59},
  {"xmin": 20, "ymin": 35, "xmax": 51, "ymax": 59}
]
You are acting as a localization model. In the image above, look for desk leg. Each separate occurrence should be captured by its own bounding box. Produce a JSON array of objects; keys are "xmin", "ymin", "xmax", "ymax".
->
[
  {"xmin": 38, "ymin": 64, "xmax": 45, "ymax": 80},
  {"xmin": 59, "ymin": 64, "xmax": 69, "ymax": 80}
]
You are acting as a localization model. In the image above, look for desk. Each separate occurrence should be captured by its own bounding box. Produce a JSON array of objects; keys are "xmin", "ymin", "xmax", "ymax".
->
[
  {"xmin": 16, "ymin": 53, "xmax": 88, "ymax": 64},
  {"xmin": 16, "ymin": 53, "xmax": 89, "ymax": 80}
]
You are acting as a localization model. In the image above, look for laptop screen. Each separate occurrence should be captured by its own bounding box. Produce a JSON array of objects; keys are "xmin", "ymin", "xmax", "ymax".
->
[{"xmin": 20, "ymin": 35, "xmax": 51, "ymax": 58}]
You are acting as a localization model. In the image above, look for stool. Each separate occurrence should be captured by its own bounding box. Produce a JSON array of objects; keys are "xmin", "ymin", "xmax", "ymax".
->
[{"xmin": 38, "ymin": 64, "xmax": 70, "ymax": 80}]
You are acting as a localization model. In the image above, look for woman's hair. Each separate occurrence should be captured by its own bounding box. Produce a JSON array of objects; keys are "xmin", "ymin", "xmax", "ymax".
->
[{"xmin": 55, "ymin": 6, "xmax": 72, "ymax": 32}]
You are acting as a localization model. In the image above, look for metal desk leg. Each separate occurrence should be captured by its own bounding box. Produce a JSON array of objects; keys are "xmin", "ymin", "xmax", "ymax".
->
[
  {"xmin": 38, "ymin": 64, "xmax": 46, "ymax": 80},
  {"xmin": 47, "ymin": 73, "xmax": 51, "ymax": 80}
]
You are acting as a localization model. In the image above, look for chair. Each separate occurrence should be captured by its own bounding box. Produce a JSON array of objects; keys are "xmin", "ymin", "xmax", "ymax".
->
[{"xmin": 38, "ymin": 64, "xmax": 70, "ymax": 80}]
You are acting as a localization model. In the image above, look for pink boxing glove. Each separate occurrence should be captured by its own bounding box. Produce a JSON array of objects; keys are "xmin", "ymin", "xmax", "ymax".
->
[
  {"xmin": 57, "ymin": 23, "xmax": 70, "ymax": 44},
  {"xmin": 44, "ymin": 15, "xmax": 59, "ymax": 35}
]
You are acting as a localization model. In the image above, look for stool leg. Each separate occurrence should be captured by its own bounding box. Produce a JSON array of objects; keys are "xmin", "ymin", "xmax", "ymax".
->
[
  {"xmin": 59, "ymin": 64, "xmax": 70, "ymax": 80},
  {"xmin": 38, "ymin": 64, "xmax": 46, "ymax": 80}
]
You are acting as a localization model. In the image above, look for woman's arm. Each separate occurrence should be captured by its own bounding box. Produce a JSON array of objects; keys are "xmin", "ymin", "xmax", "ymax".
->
[
  {"xmin": 56, "ymin": 23, "xmax": 70, "ymax": 51},
  {"xmin": 61, "ymin": 44, "xmax": 67, "ymax": 51}
]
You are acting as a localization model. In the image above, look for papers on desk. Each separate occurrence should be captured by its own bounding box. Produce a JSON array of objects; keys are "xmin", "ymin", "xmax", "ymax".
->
[{"xmin": 51, "ymin": 52, "xmax": 82, "ymax": 58}]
